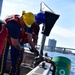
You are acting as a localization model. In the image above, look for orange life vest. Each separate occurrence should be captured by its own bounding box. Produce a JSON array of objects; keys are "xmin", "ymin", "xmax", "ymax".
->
[
  {"xmin": 4, "ymin": 15, "xmax": 25, "ymax": 45},
  {"xmin": 0, "ymin": 25, "xmax": 8, "ymax": 55}
]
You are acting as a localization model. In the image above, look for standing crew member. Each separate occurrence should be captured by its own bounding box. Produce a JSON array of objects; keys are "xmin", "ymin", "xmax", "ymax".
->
[
  {"xmin": 0, "ymin": 19, "xmax": 8, "ymax": 75},
  {"xmin": 3, "ymin": 11, "xmax": 35, "ymax": 75}
]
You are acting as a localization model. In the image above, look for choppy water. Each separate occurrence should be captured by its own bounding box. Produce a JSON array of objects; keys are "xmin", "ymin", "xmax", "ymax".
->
[{"xmin": 43, "ymin": 51, "xmax": 75, "ymax": 75}]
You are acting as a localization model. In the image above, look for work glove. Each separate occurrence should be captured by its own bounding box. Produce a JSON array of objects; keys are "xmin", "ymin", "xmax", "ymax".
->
[
  {"xmin": 19, "ymin": 47, "xmax": 24, "ymax": 54},
  {"xmin": 29, "ymin": 48, "xmax": 39, "ymax": 56},
  {"xmin": 34, "ymin": 50, "xmax": 39, "ymax": 56},
  {"xmin": 29, "ymin": 48, "xmax": 34, "ymax": 52}
]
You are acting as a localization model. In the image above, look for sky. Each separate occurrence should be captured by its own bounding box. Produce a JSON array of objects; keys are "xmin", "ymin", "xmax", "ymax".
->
[{"xmin": 1, "ymin": 0, "xmax": 75, "ymax": 49}]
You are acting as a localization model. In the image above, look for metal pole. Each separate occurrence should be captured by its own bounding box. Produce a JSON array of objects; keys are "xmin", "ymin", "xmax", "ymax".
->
[
  {"xmin": 0, "ymin": 0, "xmax": 3, "ymax": 16},
  {"xmin": 39, "ymin": 34, "xmax": 46, "ymax": 55},
  {"xmin": 40, "ymin": 2, "xmax": 47, "ymax": 56}
]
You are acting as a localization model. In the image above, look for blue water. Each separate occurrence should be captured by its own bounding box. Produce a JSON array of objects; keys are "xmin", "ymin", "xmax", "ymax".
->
[{"xmin": 43, "ymin": 51, "xmax": 75, "ymax": 75}]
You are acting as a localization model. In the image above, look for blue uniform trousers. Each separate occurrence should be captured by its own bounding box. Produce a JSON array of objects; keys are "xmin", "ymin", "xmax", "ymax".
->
[{"xmin": 10, "ymin": 46, "xmax": 24, "ymax": 75}]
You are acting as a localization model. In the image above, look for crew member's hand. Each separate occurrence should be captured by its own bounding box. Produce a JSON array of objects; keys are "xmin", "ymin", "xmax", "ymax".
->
[
  {"xmin": 19, "ymin": 46, "xmax": 24, "ymax": 53},
  {"xmin": 30, "ymin": 48, "xmax": 39, "ymax": 56}
]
